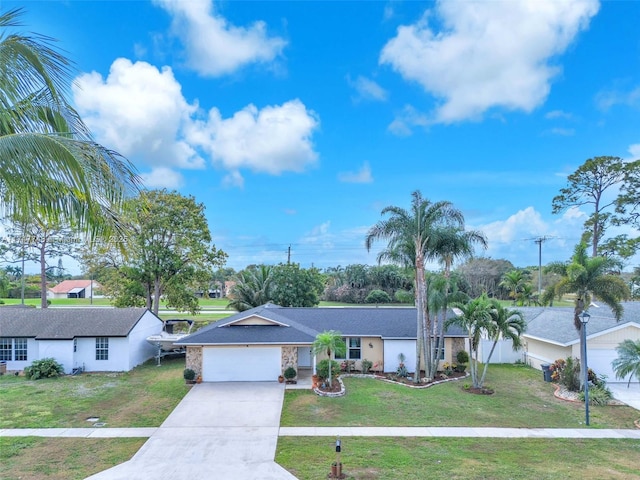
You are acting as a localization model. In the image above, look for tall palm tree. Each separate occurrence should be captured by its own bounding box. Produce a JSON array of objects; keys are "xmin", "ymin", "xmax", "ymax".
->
[
  {"xmin": 311, "ymin": 330, "xmax": 346, "ymax": 387},
  {"xmin": 227, "ymin": 265, "xmax": 274, "ymax": 312},
  {"xmin": 0, "ymin": 8, "xmax": 138, "ymax": 237},
  {"xmin": 499, "ymin": 270, "xmax": 525, "ymax": 305},
  {"xmin": 550, "ymin": 243, "xmax": 630, "ymax": 388},
  {"xmin": 365, "ymin": 191, "xmax": 465, "ymax": 383},
  {"xmin": 611, "ymin": 339, "xmax": 640, "ymax": 388}
]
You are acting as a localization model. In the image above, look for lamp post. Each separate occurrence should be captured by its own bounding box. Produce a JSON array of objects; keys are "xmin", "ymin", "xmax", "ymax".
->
[{"xmin": 580, "ymin": 310, "xmax": 591, "ymax": 426}]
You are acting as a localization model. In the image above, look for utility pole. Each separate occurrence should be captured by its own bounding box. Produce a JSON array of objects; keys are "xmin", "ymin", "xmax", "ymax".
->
[
  {"xmin": 528, "ymin": 236, "xmax": 554, "ymax": 294},
  {"xmin": 287, "ymin": 245, "xmax": 291, "ymax": 265}
]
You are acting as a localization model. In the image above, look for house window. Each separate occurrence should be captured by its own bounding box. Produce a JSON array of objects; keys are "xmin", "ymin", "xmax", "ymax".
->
[
  {"xmin": 73, "ymin": 338, "xmax": 77, "ymax": 353},
  {"xmin": 335, "ymin": 338, "xmax": 361, "ymax": 360},
  {"xmin": 0, "ymin": 338, "xmax": 11, "ymax": 361},
  {"xmin": 434, "ymin": 338, "xmax": 445, "ymax": 360},
  {"xmin": 96, "ymin": 337, "xmax": 109, "ymax": 360},
  {"xmin": 14, "ymin": 338, "xmax": 27, "ymax": 361}
]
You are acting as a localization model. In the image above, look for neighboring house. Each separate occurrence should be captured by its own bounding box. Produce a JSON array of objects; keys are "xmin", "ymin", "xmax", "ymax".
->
[
  {"xmin": 178, "ymin": 303, "xmax": 467, "ymax": 382},
  {"xmin": 0, "ymin": 307, "xmax": 163, "ymax": 374},
  {"xmin": 47, "ymin": 280, "xmax": 102, "ymax": 299},
  {"xmin": 521, "ymin": 302, "xmax": 640, "ymax": 382}
]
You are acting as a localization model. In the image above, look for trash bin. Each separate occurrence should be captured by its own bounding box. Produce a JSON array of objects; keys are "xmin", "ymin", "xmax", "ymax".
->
[
  {"xmin": 0, "ymin": 361, "xmax": 6, "ymax": 375},
  {"xmin": 541, "ymin": 364, "xmax": 552, "ymax": 382}
]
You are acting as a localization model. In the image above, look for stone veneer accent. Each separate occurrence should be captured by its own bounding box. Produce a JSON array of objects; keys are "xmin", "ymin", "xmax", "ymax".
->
[
  {"xmin": 451, "ymin": 338, "xmax": 465, "ymax": 360},
  {"xmin": 186, "ymin": 346, "xmax": 203, "ymax": 377},
  {"xmin": 281, "ymin": 346, "xmax": 297, "ymax": 374}
]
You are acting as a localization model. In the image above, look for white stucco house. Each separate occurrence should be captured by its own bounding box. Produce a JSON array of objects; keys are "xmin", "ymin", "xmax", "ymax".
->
[
  {"xmin": 0, "ymin": 307, "xmax": 163, "ymax": 374},
  {"xmin": 47, "ymin": 280, "xmax": 102, "ymax": 299},
  {"xmin": 178, "ymin": 303, "xmax": 468, "ymax": 382}
]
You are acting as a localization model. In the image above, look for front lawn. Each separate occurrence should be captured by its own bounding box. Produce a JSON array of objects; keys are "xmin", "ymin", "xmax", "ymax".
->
[
  {"xmin": 0, "ymin": 357, "xmax": 187, "ymax": 428},
  {"xmin": 281, "ymin": 364, "xmax": 639, "ymax": 429},
  {"xmin": 0, "ymin": 437, "xmax": 144, "ymax": 480},
  {"xmin": 276, "ymin": 437, "xmax": 640, "ymax": 480}
]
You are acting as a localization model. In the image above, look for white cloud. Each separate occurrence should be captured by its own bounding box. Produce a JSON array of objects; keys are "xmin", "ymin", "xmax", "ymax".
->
[
  {"xmin": 628, "ymin": 144, "xmax": 640, "ymax": 159},
  {"xmin": 153, "ymin": 0, "xmax": 286, "ymax": 77},
  {"xmin": 548, "ymin": 127, "xmax": 575, "ymax": 136},
  {"xmin": 388, "ymin": 104, "xmax": 429, "ymax": 136},
  {"xmin": 141, "ymin": 167, "xmax": 184, "ymax": 189},
  {"xmin": 189, "ymin": 99, "xmax": 320, "ymax": 175},
  {"xmin": 545, "ymin": 109, "xmax": 574, "ymax": 120},
  {"xmin": 73, "ymin": 58, "xmax": 204, "ymax": 170},
  {"xmin": 347, "ymin": 75, "xmax": 388, "ymax": 102},
  {"xmin": 380, "ymin": 0, "xmax": 599, "ymax": 124},
  {"xmin": 596, "ymin": 85, "xmax": 640, "ymax": 111},
  {"xmin": 223, "ymin": 171, "xmax": 245, "ymax": 189},
  {"xmin": 338, "ymin": 162, "xmax": 374, "ymax": 184}
]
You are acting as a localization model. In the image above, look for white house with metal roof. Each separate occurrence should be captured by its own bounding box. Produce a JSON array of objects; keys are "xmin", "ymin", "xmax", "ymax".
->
[
  {"xmin": 0, "ymin": 307, "xmax": 163, "ymax": 374},
  {"xmin": 177, "ymin": 303, "xmax": 468, "ymax": 382},
  {"xmin": 521, "ymin": 302, "xmax": 640, "ymax": 382}
]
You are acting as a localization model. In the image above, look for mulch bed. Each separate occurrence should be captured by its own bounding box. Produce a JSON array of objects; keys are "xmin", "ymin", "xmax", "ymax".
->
[{"xmin": 316, "ymin": 378, "xmax": 342, "ymax": 393}]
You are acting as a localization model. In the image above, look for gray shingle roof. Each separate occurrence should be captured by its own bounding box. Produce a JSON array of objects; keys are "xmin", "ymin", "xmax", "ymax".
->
[
  {"xmin": 521, "ymin": 302, "xmax": 640, "ymax": 345},
  {"xmin": 0, "ymin": 307, "xmax": 155, "ymax": 339},
  {"xmin": 179, "ymin": 303, "xmax": 467, "ymax": 345}
]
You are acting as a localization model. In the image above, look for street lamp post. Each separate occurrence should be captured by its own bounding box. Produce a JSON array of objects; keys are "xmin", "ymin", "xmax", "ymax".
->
[{"xmin": 580, "ymin": 310, "xmax": 591, "ymax": 426}]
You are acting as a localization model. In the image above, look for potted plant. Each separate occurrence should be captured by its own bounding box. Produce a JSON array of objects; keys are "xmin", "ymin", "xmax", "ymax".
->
[
  {"xmin": 183, "ymin": 368, "xmax": 196, "ymax": 384},
  {"xmin": 284, "ymin": 366, "xmax": 297, "ymax": 384},
  {"xmin": 278, "ymin": 374, "xmax": 284, "ymax": 383}
]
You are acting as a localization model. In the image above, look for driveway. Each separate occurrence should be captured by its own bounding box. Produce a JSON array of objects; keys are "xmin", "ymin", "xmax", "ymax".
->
[
  {"xmin": 608, "ymin": 382, "xmax": 640, "ymax": 411},
  {"xmin": 86, "ymin": 382, "xmax": 297, "ymax": 480}
]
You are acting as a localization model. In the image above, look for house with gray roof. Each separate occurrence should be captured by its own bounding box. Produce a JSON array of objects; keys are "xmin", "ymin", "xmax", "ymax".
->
[
  {"xmin": 520, "ymin": 302, "xmax": 640, "ymax": 382},
  {"xmin": 178, "ymin": 303, "xmax": 468, "ymax": 382},
  {"xmin": 0, "ymin": 307, "xmax": 163, "ymax": 374}
]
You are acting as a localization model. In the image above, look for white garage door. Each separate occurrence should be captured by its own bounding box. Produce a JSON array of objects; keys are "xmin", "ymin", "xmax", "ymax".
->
[
  {"xmin": 203, "ymin": 347, "xmax": 281, "ymax": 382},
  {"xmin": 588, "ymin": 349, "xmax": 618, "ymax": 382},
  {"xmin": 384, "ymin": 340, "xmax": 416, "ymax": 373}
]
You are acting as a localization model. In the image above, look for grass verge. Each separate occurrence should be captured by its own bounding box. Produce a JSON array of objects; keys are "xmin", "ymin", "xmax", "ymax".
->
[
  {"xmin": 0, "ymin": 437, "xmax": 144, "ymax": 480},
  {"xmin": 276, "ymin": 437, "xmax": 640, "ymax": 480},
  {"xmin": 0, "ymin": 357, "xmax": 187, "ymax": 428},
  {"xmin": 281, "ymin": 365, "xmax": 639, "ymax": 429}
]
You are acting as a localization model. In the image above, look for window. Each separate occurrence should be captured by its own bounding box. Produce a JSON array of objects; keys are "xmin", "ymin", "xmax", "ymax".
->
[
  {"xmin": 73, "ymin": 338, "xmax": 77, "ymax": 353},
  {"xmin": 434, "ymin": 338, "xmax": 445, "ymax": 360},
  {"xmin": 96, "ymin": 337, "xmax": 109, "ymax": 360},
  {"xmin": 14, "ymin": 338, "xmax": 27, "ymax": 361},
  {"xmin": 0, "ymin": 338, "xmax": 11, "ymax": 361},
  {"xmin": 335, "ymin": 338, "xmax": 361, "ymax": 360}
]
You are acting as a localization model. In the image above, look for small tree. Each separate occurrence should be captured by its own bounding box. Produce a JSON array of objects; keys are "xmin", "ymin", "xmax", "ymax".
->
[
  {"xmin": 312, "ymin": 330, "xmax": 346, "ymax": 387},
  {"xmin": 365, "ymin": 289, "xmax": 392, "ymax": 304}
]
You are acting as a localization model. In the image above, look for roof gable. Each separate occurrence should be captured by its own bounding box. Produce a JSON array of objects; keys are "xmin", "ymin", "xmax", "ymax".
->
[{"xmin": 225, "ymin": 314, "xmax": 289, "ymax": 327}]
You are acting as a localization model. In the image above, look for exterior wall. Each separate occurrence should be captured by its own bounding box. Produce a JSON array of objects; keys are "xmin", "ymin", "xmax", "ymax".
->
[
  {"xmin": 478, "ymin": 339, "xmax": 523, "ymax": 364},
  {"xmin": 76, "ymin": 337, "xmax": 129, "ymax": 372},
  {"xmin": 588, "ymin": 326, "xmax": 640, "ymax": 348},
  {"xmin": 2, "ymin": 338, "xmax": 38, "ymax": 372},
  {"xmin": 281, "ymin": 345, "xmax": 298, "ymax": 373},
  {"xmin": 524, "ymin": 337, "xmax": 570, "ymax": 370},
  {"xmin": 186, "ymin": 346, "xmax": 203, "ymax": 377},
  {"xmin": 126, "ymin": 311, "xmax": 163, "ymax": 370},
  {"xmin": 384, "ymin": 340, "xmax": 415, "ymax": 373},
  {"xmin": 232, "ymin": 317, "xmax": 278, "ymax": 326},
  {"xmin": 36, "ymin": 339, "xmax": 75, "ymax": 374},
  {"xmin": 316, "ymin": 336, "xmax": 383, "ymax": 371}
]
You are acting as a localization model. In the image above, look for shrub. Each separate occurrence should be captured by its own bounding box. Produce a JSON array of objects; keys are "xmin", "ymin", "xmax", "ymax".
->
[
  {"xmin": 456, "ymin": 350, "xmax": 469, "ymax": 364},
  {"xmin": 578, "ymin": 384, "xmax": 612, "ymax": 406},
  {"xmin": 361, "ymin": 359, "xmax": 373, "ymax": 374},
  {"xmin": 394, "ymin": 289, "xmax": 414, "ymax": 304},
  {"xmin": 284, "ymin": 366, "xmax": 297, "ymax": 380},
  {"xmin": 316, "ymin": 359, "xmax": 340, "ymax": 381},
  {"xmin": 365, "ymin": 289, "xmax": 392, "ymax": 304},
  {"xmin": 183, "ymin": 368, "xmax": 196, "ymax": 381},
  {"xmin": 24, "ymin": 358, "xmax": 64, "ymax": 380},
  {"xmin": 397, "ymin": 352, "xmax": 408, "ymax": 377},
  {"xmin": 550, "ymin": 357, "xmax": 581, "ymax": 392}
]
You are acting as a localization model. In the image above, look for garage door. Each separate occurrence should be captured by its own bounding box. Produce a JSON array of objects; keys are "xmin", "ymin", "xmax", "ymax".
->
[
  {"xmin": 588, "ymin": 349, "xmax": 618, "ymax": 382},
  {"xmin": 202, "ymin": 347, "xmax": 281, "ymax": 382},
  {"xmin": 384, "ymin": 340, "xmax": 416, "ymax": 373}
]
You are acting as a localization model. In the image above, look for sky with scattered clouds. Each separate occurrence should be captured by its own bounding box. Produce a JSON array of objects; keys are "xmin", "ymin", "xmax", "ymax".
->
[{"xmin": 12, "ymin": 0, "xmax": 640, "ymax": 273}]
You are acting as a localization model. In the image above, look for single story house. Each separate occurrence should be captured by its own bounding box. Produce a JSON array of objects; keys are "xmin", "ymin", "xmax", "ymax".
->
[
  {"xmin": 47, "ymin": 280, "xmax": 102, "ymax": 299},
  {"xmin": 177, "ymin": 303, "xmax": 468, "ymax": 382},
  {"xmin": 0, "ymin": 307, "xmax": 163, "ymax": 374},
  {"xmin": 521, "ymin": 302, "xmax": 640, "ymax": 382}
]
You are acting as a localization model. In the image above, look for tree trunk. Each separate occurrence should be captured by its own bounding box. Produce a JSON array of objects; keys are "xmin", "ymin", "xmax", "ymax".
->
[
  {"xmin": 153, "ymin": 278, "xmax": 162, "ymax": 315},
  {"xmin": 574, "ymin": 299, "xmax": 587, "ymax": 390},
  {"xmin": 414, "ymin": 258, "xmax": 426, "ymax": 384}
]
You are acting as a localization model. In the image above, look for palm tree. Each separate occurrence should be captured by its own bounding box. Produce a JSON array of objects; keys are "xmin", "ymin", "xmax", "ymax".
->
[
  {"xmin": 365, "ymin": 191, "xmax": 465, "ymax": 383},
  {"xmin": 0, "ymin": 8, "xmax": 138, "ymax": 237},
  {"xmin": 312, "ymin": 330, "xmax": 346, "ymax": 387},
  {"xmin": 227, "ymin": 265, "xmax": 274, "ymax": 312},
  {"xmin": 550, "ymin": 243, "xmax": 630, "ymax": 388},
  {"xmin": 499, "ymin": 270, "xmax": 525, "ymax": 305},
  {"xmin": 478, "ymin": 300, "xmax": 526, "ymax": 387},
  {"xmin": 611, "ymin": 339, "xmax": 640, "ymax": 388}
]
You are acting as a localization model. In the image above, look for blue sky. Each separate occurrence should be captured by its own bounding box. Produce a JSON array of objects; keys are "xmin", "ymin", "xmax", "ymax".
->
[{"xmin": 12, "ymin": 0, "xmax": 640, "ymax": 273}]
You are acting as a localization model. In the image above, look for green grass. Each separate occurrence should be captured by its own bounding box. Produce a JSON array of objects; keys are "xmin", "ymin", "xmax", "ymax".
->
[
  {"xmin": 276, "ymin": 437, "xmax": 640, "ymax": 480},
  {"xmin": 0, "ymin": 437, "xmax": 144, "ymax": 480},
  {"xmin": 281, "ymin": 365, "xmax": 640, "ymax": 429},
  {"xmin": 0, "ymin": 357, "xmax": 188, "ymax": 428}
]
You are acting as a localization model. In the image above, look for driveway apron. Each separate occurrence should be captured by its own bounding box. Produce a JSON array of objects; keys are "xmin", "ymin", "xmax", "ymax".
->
[{"xmin": 86, "ymin": 382, "xmax": 297, "ymax": 480}]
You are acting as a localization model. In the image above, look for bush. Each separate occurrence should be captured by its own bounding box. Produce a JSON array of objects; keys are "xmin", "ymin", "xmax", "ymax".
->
[
  {"xmin": 550, "ymin": 357, "xmax": 581, "ymax": 392},
  {"xmin": 361, "ymin": 359, "xmax": 373, "ymax": 374},
  {"xmin": 183, "ymin": 368, "xmax": 196, "ymax": 381},
  {"xmin": 316, "ymin": 359, "xmax": 340, "ymax": 380},
  {"xmin": 578, "ymin": 384, "xmax": 612, "ymax": 406},
  {"xmin": 456, "ymin": 350, "xmax": 469, "ymax": 364},
  {"xmin": 284, "ymin": 366, "xmax": 297, "ymax": 380},
  {"xmin": 397, "ymin": 352, "xmax": 408, "ymax": 377},
  {"xmin": 24, "ymin": 358, "xmax": 64, "ymax": 380},
  {"xmin": 365, "ymin": 289, "xmax": 392, "ymax": 304},
  {"xmin": 394, "ymin": 289, "xmax": 414, "ymax": 304}
]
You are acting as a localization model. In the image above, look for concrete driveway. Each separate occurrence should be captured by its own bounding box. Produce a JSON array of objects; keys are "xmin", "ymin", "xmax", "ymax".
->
[
  {"xmin": 86, "ymin": 382, "xmax": 297, "ymax": 480},
  {"xmin": 609, "ymin": 382, "xmax": 640, "ymax": 411}
]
